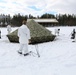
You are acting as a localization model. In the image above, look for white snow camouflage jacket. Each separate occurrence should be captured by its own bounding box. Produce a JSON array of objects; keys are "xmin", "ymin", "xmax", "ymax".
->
[{"xmin": 18, "ymin": 24, "xmax": 31, "ymax": 44}]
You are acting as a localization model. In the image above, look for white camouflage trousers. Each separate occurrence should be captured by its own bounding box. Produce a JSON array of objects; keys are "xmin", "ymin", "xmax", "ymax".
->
[{"xmin": 18, "ymin": 43, "xmax": 28, "ymax": 54}]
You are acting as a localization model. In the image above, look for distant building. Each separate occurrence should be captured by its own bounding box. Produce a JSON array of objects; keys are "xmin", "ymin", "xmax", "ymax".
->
[{"xmin": 27, "ymin": 19, "xmax": 58, "ymax": 27}]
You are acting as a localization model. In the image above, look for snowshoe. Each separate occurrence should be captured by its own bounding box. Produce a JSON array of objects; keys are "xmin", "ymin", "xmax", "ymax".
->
[
  {"xmin": 24, "ymin": 53, "xmax": 29, "ymax": 56},
  {"xmin": 18, "ymin": 51, "xmax": 22, "ymax": 54}
]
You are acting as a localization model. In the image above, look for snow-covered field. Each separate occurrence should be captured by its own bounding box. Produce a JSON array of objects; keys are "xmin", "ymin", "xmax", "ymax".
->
[{"xmin": 0, "ymin": 26, "xmax": 76, "ymax": 75}]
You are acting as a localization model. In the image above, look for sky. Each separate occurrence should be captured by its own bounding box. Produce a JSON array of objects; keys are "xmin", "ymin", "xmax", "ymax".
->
[{"xmin": 0, "ymin": 0, "xmax": 76, "ymax": 17}]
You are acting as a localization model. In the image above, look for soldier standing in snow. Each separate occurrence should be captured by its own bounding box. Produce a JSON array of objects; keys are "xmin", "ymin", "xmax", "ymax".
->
[
  {"xmin": 7, "ymin": 25, "xmax": 12, "ymax": 34},
  {"xmin": 55, "ymin": 28, "xmax": 60, "ymax": 36},
  {"xmin": 0, "ymin": 30, "xmax": 1, "ymax": 39},
  {"xmin": 71, "ymin": 29, "xmax": 76, "ymax": 42},
  {"xmin": 17, "ymin": 20, "xmax": 31, "ymax": 56}
]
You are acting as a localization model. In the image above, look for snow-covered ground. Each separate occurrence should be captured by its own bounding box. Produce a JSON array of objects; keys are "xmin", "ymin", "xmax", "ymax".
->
[{"xmin": 0, "ymin": 26, "xmax": 76, "ymax": 75}]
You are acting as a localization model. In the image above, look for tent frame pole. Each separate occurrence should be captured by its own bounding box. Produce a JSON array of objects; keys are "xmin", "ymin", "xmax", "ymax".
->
[{"xmin": 35, "ymin": 44, "xmax": 40, "ymax": 57}]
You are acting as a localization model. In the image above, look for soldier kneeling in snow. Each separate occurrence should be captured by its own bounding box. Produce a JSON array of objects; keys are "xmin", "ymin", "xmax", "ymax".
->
[{"xmin": 71, "ymin": 29, "xmax": 76, "ymax": 42}]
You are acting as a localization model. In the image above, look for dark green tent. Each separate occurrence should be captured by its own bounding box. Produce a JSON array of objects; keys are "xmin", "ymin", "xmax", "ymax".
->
[{"xmin": 7, "ymin": 19, "xmax": 56, "ymax": 44}]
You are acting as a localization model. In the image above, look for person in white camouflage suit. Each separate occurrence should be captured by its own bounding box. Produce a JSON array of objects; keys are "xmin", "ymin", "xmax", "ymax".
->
[{"xmin": 17, "ymin": 20, "xmax": 31, "ymax": 56}]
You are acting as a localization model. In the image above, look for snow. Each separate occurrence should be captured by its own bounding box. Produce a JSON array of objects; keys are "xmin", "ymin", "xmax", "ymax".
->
[{"xmin": 0, "ymin": 26, "xmax": 76, "ymax": 75}]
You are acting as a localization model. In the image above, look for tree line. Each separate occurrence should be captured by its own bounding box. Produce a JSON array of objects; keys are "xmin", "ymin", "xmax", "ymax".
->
[{"xmin": 0, "ymin": 13, "xmax": 76, "ymax": 26}]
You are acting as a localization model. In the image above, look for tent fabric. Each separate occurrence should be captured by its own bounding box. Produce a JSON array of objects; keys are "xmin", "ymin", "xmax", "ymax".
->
[{"xmin": 7, "ymin": 19, "xmax": 56, "ymax": 44}]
